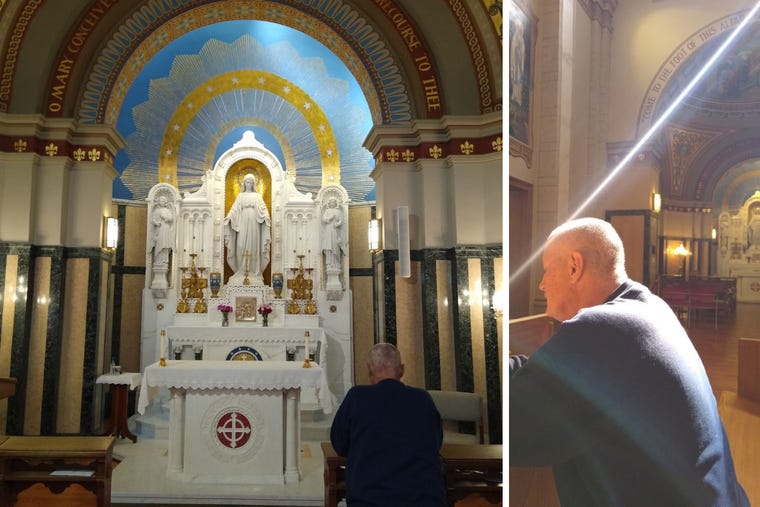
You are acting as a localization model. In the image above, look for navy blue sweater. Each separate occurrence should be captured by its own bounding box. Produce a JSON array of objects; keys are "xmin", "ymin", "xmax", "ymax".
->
[
  {"xmin": 330, "ymin": 378, "xmax": 445, "ymax": 506},
  {"xmin": 510, "ymin": 280, "xmax": 748, "ymax": 506}
]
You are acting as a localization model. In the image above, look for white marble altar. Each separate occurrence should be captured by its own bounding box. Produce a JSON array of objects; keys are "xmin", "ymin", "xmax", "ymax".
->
[
  {"xmin": 137, "ymin": 360, "xmax": 332, "ymax": 484},
  {"xmin": 167, "ymin": 326, "xmax": 327, "ymax": 364},
  {"xmin": 140, "ymin": 129, "xmax": 353, "ymax": 416},
  {"xmin": 717, "ymin": 190, "xmax": 760, "ymax": 302}
]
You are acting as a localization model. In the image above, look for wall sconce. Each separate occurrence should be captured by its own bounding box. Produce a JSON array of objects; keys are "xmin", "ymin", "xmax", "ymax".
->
[
  {"xmin": 104, "ymin": 216, "xmax": 118, "ymax": 249},
  {"xmin": 711, "ymin": 228, "xmax": 717, "ymax": 240},
  {"xmin": 652, "ymin": 193, "xmax": 661, "ymax": 213},
  {"xmin": 368, "ymin": 218, "xmax": 382, "ymax": 251}
]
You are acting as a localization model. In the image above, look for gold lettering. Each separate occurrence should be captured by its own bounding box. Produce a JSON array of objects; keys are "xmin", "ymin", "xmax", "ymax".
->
[
  {"xmin": 50, "ymin": 82, "xmax": 67, "ymax": 102},
  {"xmin": 422, "ymin": 77, "xmax": 441, "ymax": 111}
]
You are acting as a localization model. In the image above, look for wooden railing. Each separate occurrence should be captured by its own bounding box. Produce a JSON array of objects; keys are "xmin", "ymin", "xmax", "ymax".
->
[{"xmin": 508, "ymin": 313, "xmax": 555, "ymax": 355}]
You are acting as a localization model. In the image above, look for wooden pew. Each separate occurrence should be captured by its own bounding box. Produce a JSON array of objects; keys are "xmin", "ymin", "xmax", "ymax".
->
[
  {"xmin": 321, "ymin": 441, "xmax": 345, "ymax": 507},
  {"xmin": 441, "ymin": 443, "xmax": 502, "ymax": 507},
  {"xmin": 509, "ymin": 314, "xmax": 560, "ymax": 507},
  {"xmin": 320, "ymin": 442, "xmax": 503, "ymax": 507},
  {"xmin": 0, "ymin": 436, "xmax": 115, "ymax": 507}
]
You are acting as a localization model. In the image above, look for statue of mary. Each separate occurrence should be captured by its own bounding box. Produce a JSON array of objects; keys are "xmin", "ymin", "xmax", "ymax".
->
[{"xmin": 224, "ymin": 173, "xmax": 271, "ymax": 284}]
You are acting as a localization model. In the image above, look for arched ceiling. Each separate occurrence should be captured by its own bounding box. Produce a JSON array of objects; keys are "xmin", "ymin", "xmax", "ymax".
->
[
  {"xmin": 0, "ymin": 0, "xmax": 503, "ymax": 203},
  {"xmin": 642, "ymin": 9, "xmax": 760, "ymax": 211}
]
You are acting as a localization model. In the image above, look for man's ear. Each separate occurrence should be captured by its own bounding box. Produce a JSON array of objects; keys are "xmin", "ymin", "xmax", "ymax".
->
[{"xmin": 568, "ymin": 251, "xmax": 584, "ymax": 283}]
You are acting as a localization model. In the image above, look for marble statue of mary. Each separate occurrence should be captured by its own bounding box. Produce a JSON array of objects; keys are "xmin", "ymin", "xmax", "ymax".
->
[{"xmin": 224, "ymin": 173, "xmax": 271, "ymax": 283}]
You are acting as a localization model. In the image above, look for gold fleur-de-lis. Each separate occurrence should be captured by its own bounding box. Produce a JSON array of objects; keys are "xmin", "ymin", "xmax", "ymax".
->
[
  {"xmin": 492, "ymin": 137, "xmax": 503, "ymax": 151},
  {"xmin": 13, "ymin": 139, "xmax": 26, "ymax": 152},
  {"xmin": 386, "ymin": 149, "xmax": 399, "ymax": 162},
  {"xmin": 460, "ymin": 141, "xmax": 474, "ymax": 155},
  {"xmin": 429, "ymin": 145, "xmax": 442, "ymax": 159},
  {"xmin": 402, "ymin": 149, "xmax": 415, "ymax": 162},
  {"xmin": 377, "ymin": 152, "xmax": 384, "ymax": 162},
  {"xmin": 73, "ymin": 148, "xmax": 86, "ymax": 161},
  {"xmin": 45, "ymin": 143, "xmax": 58, "ymax": 156},
  {"xmin": 88, "ymin": 148, "xmax": 101, "ymax": 162}
]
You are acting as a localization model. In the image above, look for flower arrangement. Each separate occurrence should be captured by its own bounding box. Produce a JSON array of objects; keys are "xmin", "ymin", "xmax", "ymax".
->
[
  {"xmin": 217, "ymin": 304, "xmax": 233, "ymax": 313},
  {"xmin": 258, "ymin": 303, "xmax": 273, "ymax": 316}
]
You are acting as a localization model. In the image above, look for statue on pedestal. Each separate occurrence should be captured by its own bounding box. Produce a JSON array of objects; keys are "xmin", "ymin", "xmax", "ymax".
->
[
  {"xmin": 148, "ymin": 194, "xmax": 175, "ymax": 291},
  {"xmin": 748, "ymin": 206, "xmax": 760, "ymax": 250},
  {"xmin": 224, "ymin": 173, "xmax": 271, "ymax": 284},
  {"xmin": 321, "ymin": 197, "xmax": 346, "ymax": 270}
]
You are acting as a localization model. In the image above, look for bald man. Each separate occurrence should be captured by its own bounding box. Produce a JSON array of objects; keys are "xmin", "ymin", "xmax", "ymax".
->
[
  {"xmin": 510, "ymin": 218, "xmax": 748, "ymax": 506},
  {"xmin": 330, "ymin": 343, "xmax": 445, "ymax": 506}
]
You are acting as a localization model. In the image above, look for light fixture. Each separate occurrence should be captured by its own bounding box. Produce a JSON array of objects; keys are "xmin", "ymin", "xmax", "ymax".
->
[
  {"xmin": 104, "ymin": 216, "xmax": 118, "ymax": 249},
  {"xmin": 397, "ymin": 207, "xmax": 410, "ymax": 278},
  {"xmin": 673, "ymin": 242, "xmax": 690, "ymax": 257},
  {"xmin": 368, "ymin": 218, "xmax": 382, "ymax": 251},
  {"xmin": 711, "ymin": 227, "xmax": 717, "ymax": 240},
  {"xmin": 652, "ymin": 193, "xmax": 662, "ymax": 213}
]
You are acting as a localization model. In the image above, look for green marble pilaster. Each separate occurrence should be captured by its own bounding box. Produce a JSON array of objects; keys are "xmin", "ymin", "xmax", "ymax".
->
[
  {"xmin": 36, "ymin": 246, "xmax": 65, "ymax": 436},
  {"xmin": 0, "ymin": 243, "xmax": 32, "ymax": 435}
]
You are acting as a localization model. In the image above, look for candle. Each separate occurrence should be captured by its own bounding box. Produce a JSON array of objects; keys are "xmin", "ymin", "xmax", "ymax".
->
[
  {"xmin": 304, "ymin": 331, "xmax": 310, "ymax": 360},
  {"xmin": 161, "ymin": 330, "xmax": 167, "ymax": 359}
]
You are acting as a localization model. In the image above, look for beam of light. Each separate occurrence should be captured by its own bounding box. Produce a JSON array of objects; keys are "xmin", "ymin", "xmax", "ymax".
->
[{"xmin": 510, "ymin": 2, "xmax": 760, "ymax": 285}]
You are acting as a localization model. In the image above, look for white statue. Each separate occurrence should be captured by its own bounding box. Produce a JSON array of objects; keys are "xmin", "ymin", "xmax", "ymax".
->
[
  {"xmin": 321, "ymin": 197, "xmax": 345, "ymax": 270},
  {"xmin": 148, "ymin": 195, "xmax": 174, "ymax": 287},
  {"xmin": 224, "ymin": 173, "xmax": 272, "ymax": 280},
  {"xmin": 749, "ymin": 207, "xmax": 760, "ymax": 249}
]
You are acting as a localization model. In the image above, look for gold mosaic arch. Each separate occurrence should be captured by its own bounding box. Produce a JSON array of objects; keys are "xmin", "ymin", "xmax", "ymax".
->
[{"xmin": 159, "ymin": 70, "xmax": 339, "ymax": 187}]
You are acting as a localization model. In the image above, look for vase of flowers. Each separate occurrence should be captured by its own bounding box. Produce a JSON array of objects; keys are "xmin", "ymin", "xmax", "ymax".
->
[
  {"xmin": 217, "ymin": 303, "xmax": 233, "ymax": 327},
  {"xmin": 258, "ymin": 303, "xmax": 273, "ymax": 327}
]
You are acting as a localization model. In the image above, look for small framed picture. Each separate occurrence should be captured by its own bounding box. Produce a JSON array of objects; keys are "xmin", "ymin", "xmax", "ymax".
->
[{"xmin": 235, "ymin": 296, "xmax": 258, "ymax": 321}]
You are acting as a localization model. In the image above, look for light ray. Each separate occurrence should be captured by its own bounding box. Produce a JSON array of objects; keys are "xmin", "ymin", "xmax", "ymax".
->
[{"xmin": 510, "ymin": 2, "xmax": 760, "ymax": 285}]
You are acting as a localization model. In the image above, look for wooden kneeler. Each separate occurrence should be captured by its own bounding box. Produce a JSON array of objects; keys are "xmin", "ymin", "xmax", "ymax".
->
[{"xmin": 0, "ymin": 436, "xmax": 115, "ymax": 507}]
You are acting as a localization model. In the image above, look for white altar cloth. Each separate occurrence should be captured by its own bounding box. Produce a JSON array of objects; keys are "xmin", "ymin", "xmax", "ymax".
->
[
  {"xmin": 137, "ymin": 361, "xmax": 332, "ymax": 484},
  {"xmin": 137, "ymin": 360, "xmax": 333, "ymax": 414}
]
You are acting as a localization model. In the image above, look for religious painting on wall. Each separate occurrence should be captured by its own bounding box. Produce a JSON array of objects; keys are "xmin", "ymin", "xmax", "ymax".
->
[
  {"xmin": 235, "ymin": 296, "xmax": 258, "ymax": 321},
  {"xmin": 509, "ymin": 0, "xmax": 536, "ymax": 166}
]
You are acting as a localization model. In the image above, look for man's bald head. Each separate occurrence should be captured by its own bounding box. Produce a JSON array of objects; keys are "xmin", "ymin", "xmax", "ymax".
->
[
  {"xmin": 540, "ymin": 218, "xmax": 628, "ymax": 321},
  {"xmin": 547, "ymin": 218, "xmax": 627, "ymax": 282}
]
